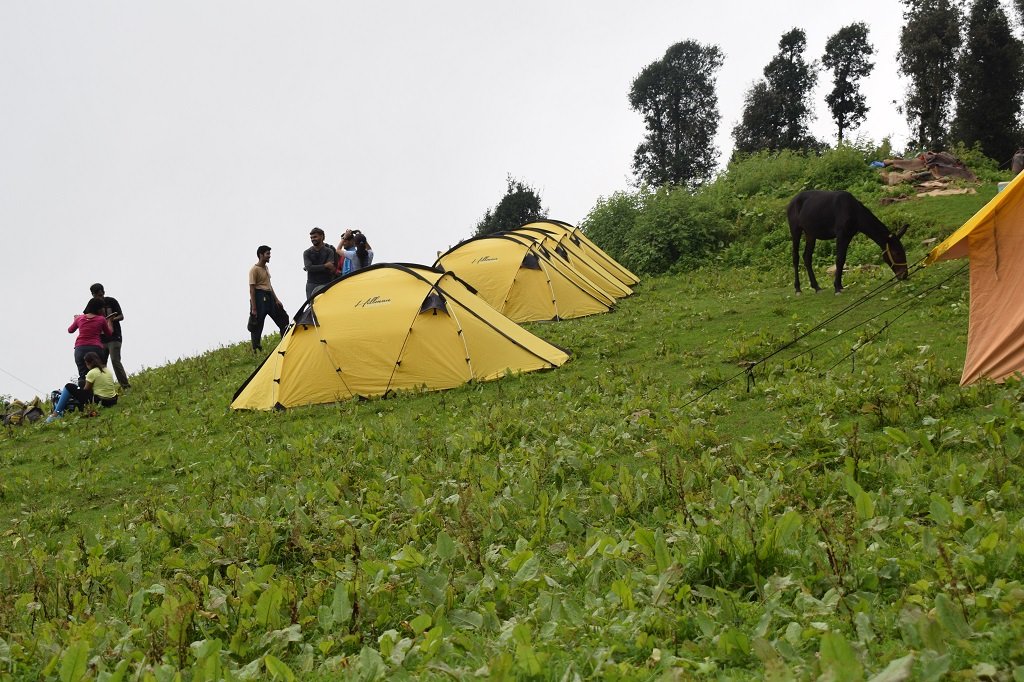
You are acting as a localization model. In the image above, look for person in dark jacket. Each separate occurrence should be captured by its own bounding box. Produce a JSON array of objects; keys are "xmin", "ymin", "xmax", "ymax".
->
[{"xmin": 88, "ymin": 283, "xmax": 130, "ymax": 389}]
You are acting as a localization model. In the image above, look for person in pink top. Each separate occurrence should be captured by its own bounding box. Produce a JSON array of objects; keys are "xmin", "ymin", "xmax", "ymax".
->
[{"xmin": 69, "ymin": 297, "xmax": 113, "ymax": 387}]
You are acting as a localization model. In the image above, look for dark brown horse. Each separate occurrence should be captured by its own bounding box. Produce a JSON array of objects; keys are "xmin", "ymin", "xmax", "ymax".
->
[{"xmin": 787, "ymin": 190, "xmax": 909, "ymax": 294}]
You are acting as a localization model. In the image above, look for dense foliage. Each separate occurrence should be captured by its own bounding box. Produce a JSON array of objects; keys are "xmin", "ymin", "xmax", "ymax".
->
[
  {"xmin": 733, "ymin": 28, "xmax": 820, "ymax": 156},
  {"xmin": 822, "ymin": 23, "xmax": 875, "ymax": 144},
  {"xmin": 951, "ymin": 0, "xmax": 1024, "ymax": 165},
  {"xmin": 629, "ymin": 40, "xmax": 724, "ymax": 187},
  {"xmin": 580, "ymin": 187, "xmax": 729, "ymax": 275},
  {"xmin": 898, "ymin": 0, "xmax": 962, "ymax": 152},
  {"xmin": 581, "ymin": 142, "xmax": 1004, "ymax": 277},
  {"xmin": 474, "ymin": 176, "xmax": 546, "ymax": 238}
]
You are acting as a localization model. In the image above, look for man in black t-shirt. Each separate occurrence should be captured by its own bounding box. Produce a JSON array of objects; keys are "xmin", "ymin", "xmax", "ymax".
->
[
  {"xmin": 88, "ymin": 283, "xmax": 130, "ymax": 389},
  {"xmin": 303, "ymin": 227, "xmax": 337, "ymax": 300}
]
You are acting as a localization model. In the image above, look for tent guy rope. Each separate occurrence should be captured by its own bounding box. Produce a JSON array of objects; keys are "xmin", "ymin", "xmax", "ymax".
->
[
  {"xmin": 0, "ymin": 365, "xmax": 47, "ymax": 397},
  {"xmin": 678, "ymin": 255, "xmax": 962, "ymax": 409}
]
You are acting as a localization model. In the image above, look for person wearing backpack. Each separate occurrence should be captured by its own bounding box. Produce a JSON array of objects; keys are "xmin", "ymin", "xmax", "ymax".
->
[
  {"xmin": 46, "ymin": 352, "xmax": 118, "ymax": 422},
  {"xmin": 68, "ymin": 298, "xmax": 113, "ymax": 388},
  {"xmin": 351, "ymin": 232, "xmax": 373, "ymax": 271},
  {"xmin": 334, "ymin": 229, "xmax": 356, "ymax": 276}
]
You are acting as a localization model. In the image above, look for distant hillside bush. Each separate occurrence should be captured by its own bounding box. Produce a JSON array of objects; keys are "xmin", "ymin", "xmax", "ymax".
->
[
  {"xmin": 582, "ymin": 143, "xmax": 1003, "ymax": 275},
  {"xmin": 583, "ymin": 187, "xmax": 731, "ymax": 274}
]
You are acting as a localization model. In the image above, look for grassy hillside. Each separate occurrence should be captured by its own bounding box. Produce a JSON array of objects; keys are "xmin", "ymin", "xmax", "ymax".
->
[{"xmin": 3, "ymin": 189, "xmax": 1024, "ymax": 680}]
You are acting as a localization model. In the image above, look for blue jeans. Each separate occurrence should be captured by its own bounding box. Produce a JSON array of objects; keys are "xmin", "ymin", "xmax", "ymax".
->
[
  {"xmin": 54, "ymin": 383, "xmax": 117, "ymax": 415},
  {"xmin": 74, "ymin": 345, "xmax": 104, "ymax": 387}
]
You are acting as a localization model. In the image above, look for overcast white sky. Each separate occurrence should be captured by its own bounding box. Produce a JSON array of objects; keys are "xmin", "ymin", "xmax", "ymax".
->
[{"xmin": 1, "ymin": 1, "xmax": 917, "ymax": 399}]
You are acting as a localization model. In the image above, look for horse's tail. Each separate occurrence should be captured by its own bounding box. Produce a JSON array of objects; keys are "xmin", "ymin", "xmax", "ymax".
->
[{"xmin": 786, "ymin": 192, "xmax": 807, "ymax": 235}]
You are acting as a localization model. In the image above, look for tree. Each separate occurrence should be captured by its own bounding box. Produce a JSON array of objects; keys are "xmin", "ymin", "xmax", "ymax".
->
[
  {"xmin": 733, "ymin": 28, "xmax": 819, "ymax": 154},
  {"xmin": 952, "ymin": 0, "xmax": 1024, "ymax": 163},
  {"xmin": 732, "ymin": 82, "xmax": 786, "ymax": 154},
  {"xmin": 767, "ymin": 28, "xmax": 819, "ymax": 148},
  {"xmin": 474, "ymin": 176, "xmax": 546, "ymax": 237},
  {"xmin": 897, "ymin": 0, "xmax": 962, "ymax": 151},
  {"xmin": 629, "ymin": 40, "xmax": 725, "ymax": 187},
  {"xmin": 822, "ymin": 23, "xmax": 875, "ymax": 143}
]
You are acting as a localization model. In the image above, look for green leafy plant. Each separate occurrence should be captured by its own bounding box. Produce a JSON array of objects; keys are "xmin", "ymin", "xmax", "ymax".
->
[{"xmin": 2, "ymin": 178, "xmax": 1022, "ymax": 680}]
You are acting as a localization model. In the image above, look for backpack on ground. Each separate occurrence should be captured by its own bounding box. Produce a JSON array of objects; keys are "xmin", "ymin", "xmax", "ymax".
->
[{"xmin": 3, "ymin": 397, "xmax": 45, "ymax": 426}]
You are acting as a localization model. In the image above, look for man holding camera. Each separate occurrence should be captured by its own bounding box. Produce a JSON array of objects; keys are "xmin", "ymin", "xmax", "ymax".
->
[{"xmin": 88, "ymin": 282, "xmax": 130, "ymax": 390}]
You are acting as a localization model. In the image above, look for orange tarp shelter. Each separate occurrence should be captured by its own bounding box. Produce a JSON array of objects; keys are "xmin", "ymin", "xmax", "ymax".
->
[{"xmin": 926, "ymin": 171, "xmax": 1024, "ymax": 385}]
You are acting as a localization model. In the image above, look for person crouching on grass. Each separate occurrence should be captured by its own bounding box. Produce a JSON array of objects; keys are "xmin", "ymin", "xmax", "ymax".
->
[{"xmin": 46, "ymin": 352, "xmax": 118, "ymax": 423}]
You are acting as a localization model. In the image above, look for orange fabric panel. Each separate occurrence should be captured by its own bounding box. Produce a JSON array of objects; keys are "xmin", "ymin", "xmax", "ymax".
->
[
  {"xmin": 962, "ymin": 215, "xmax": 1024, "ymax": 384},
  {"xmin": 928, "ymin": 171, "xmax": 1024, "ymax": 263}
]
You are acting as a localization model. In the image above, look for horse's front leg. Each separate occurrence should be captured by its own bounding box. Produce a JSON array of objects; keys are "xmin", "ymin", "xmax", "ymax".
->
[
  {"xmin": 834, "ymin": 238, "xmax": 850, "ymax": 293},
  {"xmin": 802, "ymin": 238, "xmax": 820, "ymax": 292}
]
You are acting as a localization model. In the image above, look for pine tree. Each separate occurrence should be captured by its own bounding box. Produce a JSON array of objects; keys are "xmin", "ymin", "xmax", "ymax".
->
[
  {"xmin": 952, "ymin": 0, "xmax": 1024, "ymax": 163},
  {"xmin": 822, "ymin": 23, "xmax": 875, "ymax": 144},
  {"xmin": 733, "ymin": 28, "xmax": 819, "ymax": 154},
  {"xmin": 897, "ymin": 0, "xmax": 962, "ymax": 151}
]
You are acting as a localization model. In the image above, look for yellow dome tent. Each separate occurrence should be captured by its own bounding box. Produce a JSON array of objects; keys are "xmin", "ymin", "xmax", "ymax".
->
[
  {"xmin": 926, "ymin": 171, "xmax": 1024, "ymax": 385},
  {"xmin": 510, "ymin": 224, "xmax": 634, "ymax": 300},
  {"xmin": 434, "ymin": 233, "xmax": 615, "ymax": 322},
  {"xmin": 231, "ymin": 263, "xmax": 570, "ymax": 410},
  {"xmin": 521, "ymin": 219, "xmax": 640, "ymax": 288}
]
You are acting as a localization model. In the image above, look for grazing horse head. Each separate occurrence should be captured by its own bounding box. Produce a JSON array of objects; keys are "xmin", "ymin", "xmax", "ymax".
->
[{"xmin": 881, "ymin": 225, "xmax": 909, "ymax": 280}]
